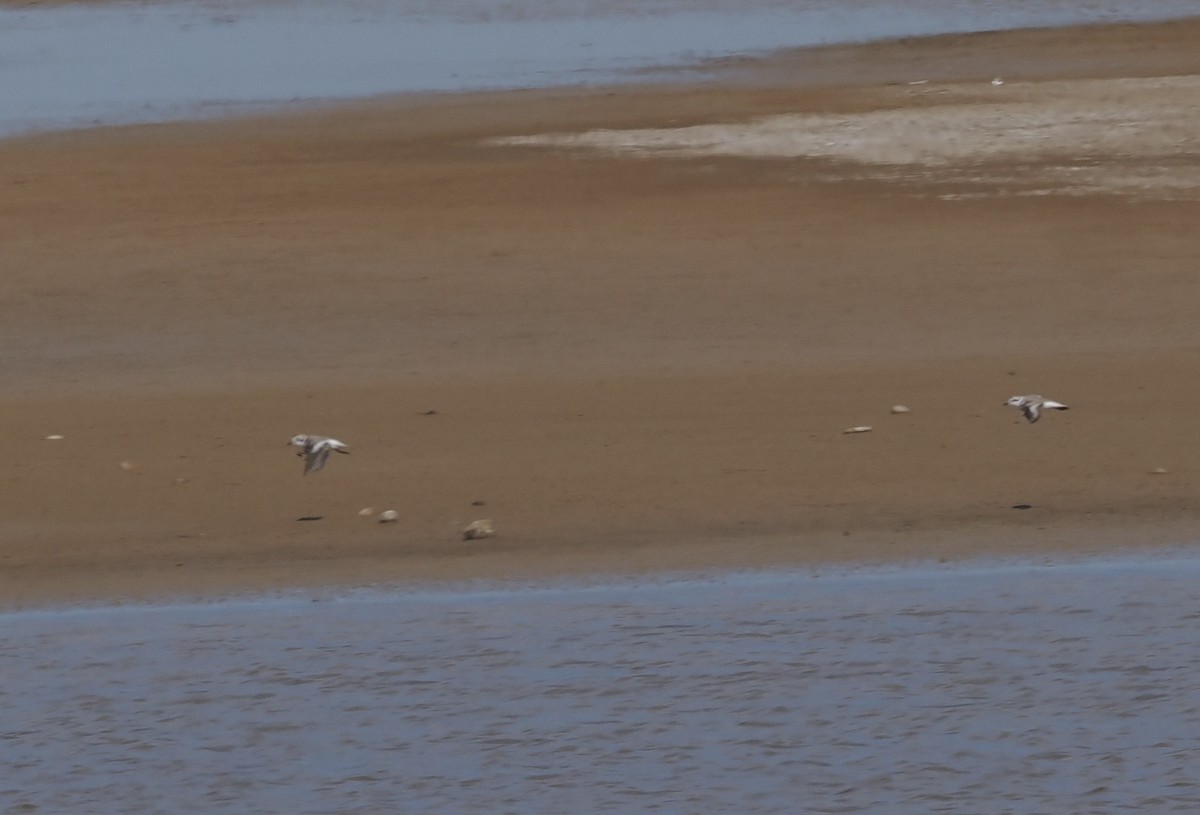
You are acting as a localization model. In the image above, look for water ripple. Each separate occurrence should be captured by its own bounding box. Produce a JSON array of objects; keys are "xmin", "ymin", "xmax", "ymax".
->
[{"xmin": 4, "ymin": 554, "xmax": 1200, "ymax": 812}]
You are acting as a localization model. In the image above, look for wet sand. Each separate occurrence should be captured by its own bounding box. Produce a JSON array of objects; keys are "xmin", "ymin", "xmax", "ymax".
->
[{"xmin": 3, "ymin": 18, "xmax": 1200, "ymax": 607}]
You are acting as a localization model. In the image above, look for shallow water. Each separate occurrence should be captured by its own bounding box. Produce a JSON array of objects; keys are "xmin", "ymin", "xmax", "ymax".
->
[
  {"xmin": 4, "ymin": 553, "xmax": 1200, "ymax": 813},
  {"xmin": 2, "ymin": 0, "xmax": 1200, "ymax": 136}
]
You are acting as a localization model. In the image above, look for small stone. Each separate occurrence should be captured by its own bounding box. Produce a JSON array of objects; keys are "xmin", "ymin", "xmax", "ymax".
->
[
  {"xmin": 463, "ymin": 519, "xmax": 495, "ymax": 540},
  {"xmin": 890, "ymin": 405, "xmax": 911, "ymax": 414},
  {"xmin": 842, "ymin": 426, "xmax": 873, "ymax": 434},
  {"xmin": 1150, "ymin": 467, "xmax": 1168, "ymax": 475},
  {"xmin": 991, "ymin": 77, "xmax": 1004, "ymax": 86},
  {"xmin": 358, "ymin": 507, "xmax": 375, "ymax": 516},
  {"xmin": 378, "ymin": 509, "xmax": 399, "ymax": 523},
  {"xmin": 44, "ymin": 434, "xmax": 65, "ymax": 440}
]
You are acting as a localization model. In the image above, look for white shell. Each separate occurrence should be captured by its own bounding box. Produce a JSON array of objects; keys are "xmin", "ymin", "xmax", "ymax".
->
[
  {"xmin": 377, "ymin": 509, "xmax": 399, "ymax": 523},
  {"xmin": 890, "ymin": 405, "xmax": 911, "ymax": 414},
  {"xmin": 463, "ymin": 519, "xmax": 495, "ymax": 540},
  {"xmin": 1150, "ymin": 467, "xmax": 1169, "ymax": 475},
  {"xmin": 44, "ymin": 434, "xmax": 65, "ymax": 440},
  {"xmin": 358, "ymin": 507, "xmax": 375, "ymax": 516},
  {"xmin": 842, "ymin": 426, "xmax": 873, "ymax": 434}
]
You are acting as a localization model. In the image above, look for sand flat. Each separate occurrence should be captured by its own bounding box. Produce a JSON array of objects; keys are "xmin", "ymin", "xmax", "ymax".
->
[{"xmin": 2, "ymin": 19, "xmax": 1200, "ymax": 606}]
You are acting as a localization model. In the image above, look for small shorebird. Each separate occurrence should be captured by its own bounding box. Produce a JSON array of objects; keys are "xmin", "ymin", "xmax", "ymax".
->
[
  {"xmin": 1005, "ymin": 394, "xmax": 1069, "ymax": 424},
  {"xmin": 289, "ymin": 434, "xmax": 350, "ymax": 474}
]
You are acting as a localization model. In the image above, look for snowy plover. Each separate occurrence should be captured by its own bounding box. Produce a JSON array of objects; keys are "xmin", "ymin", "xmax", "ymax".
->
[
  {"xmin": 288, "ymin": 434, "xmax": 351, "ymax": 474},
  {"xmin": 1004, "ymin": 394, "xmax": 1069, "ymax": 424}
]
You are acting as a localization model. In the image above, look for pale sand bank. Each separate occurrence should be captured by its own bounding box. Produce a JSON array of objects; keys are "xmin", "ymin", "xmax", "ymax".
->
[{"xmin": 494, "ymin": 75, "xmax": 1200, "ymax": 198}]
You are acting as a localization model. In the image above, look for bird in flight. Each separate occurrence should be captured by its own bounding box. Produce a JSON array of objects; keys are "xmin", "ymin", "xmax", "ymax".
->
[
  {"xmin": 289, "ymin": 434, "xmax": 351, "ymax": 474},
  {"xmin": 1004, "ymin": 394, "xmax": 1069, "ymax": 424}
]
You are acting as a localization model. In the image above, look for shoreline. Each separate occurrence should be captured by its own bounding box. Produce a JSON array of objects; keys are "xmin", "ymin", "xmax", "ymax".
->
[
  {"xmin": 12, "ymin": 539, "xmax": 1200, "ymax": 615},
  {"xmin": 2, "ymin": 18, "xmax": 1200, "ymax": 608},
  {"xmin": 2, "ymin": 3, "xmax": 1198, "ymax": 141}
]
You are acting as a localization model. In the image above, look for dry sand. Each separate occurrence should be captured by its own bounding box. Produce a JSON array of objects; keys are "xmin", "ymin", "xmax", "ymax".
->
[{"xmin": 3, "ymin": 18, "xmax": 1200, "ymax": 607}]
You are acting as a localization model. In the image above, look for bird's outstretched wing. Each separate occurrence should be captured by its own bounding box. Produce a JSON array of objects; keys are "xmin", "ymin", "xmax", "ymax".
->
[{"xmin": 304, "ymin": 445, "xmax": 332, "ymax": 474}]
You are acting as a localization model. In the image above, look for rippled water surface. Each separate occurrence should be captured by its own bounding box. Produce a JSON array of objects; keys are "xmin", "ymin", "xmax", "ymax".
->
[
  {"xmin": 3, "ymin": 0, "xmax": 1200, "ymax": 135},
  {"xmin": 4, "ymin": 554, "xmax": 1200, "ymax": 813}
]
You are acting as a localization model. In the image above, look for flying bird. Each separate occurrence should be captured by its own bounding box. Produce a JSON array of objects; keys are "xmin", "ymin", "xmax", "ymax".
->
[
  {"xmin": 1004, "ymin": 394, "xmax": 1069, "ymax": 424},
  {"xmin": 289, "ymin": 434, "xmax": 350, "ymax": 474}
]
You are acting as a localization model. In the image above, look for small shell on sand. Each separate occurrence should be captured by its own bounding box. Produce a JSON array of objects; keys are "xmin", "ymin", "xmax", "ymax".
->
[
  {"xmin": 842, "ymin": 426, "xmax": 873, "ymax": 434},
  {"xmin": 890, "ymin": 405, "xmax": 911, "ymax": 414},
  {"xmin": 358, "ymin": 507, "xmax": 375, "ymax": 517},
  {"xmin": 44, "ymin": 434, "xmax": 65, "ymax": 440},
  {"xmin": 119, "ymin": 461, "xmax": 136, "ymax": 471},
  {"xmin": 1150, "ymin": 467, "xmax": 1169, "ymax": 475},
  {"xmin": 463, "ymin": 519, "xmax": 495, "ymax": 540},
  {"xmin": 378, "ymin": 509, "xmax": 399, "ymax": 523}
]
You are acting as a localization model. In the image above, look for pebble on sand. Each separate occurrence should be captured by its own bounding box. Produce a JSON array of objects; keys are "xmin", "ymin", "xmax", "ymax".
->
[
  {"xmin": 1150, "ymin": 467, "xmax": 1169, "ymax": 475},
  {"xmin": 890, "ymin": 405, "xmax": 911, "ymax": 414},
  {"xmin": 44, "ymin": 434, "xmax": 65, "ymax": 440},
  {"xmin": 358, "ymin": 507, "xmax": 375, "ymax": 516},
  {"xmin": 463, "ymin": 519, "xmax": 495, "ymax": 540},
  {"xmin": 378, "ymin": 510, "xmax": 399, "ymax": 523},
  {"xmin": 842, "ymin": 426, "xmax": 873, "ymax": 434}
]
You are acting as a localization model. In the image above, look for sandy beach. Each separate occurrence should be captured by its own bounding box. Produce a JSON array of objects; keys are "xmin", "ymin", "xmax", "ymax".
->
[{"xmin": 2, "ymin": 17, "xmax": 1200, "ymax": 607}]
